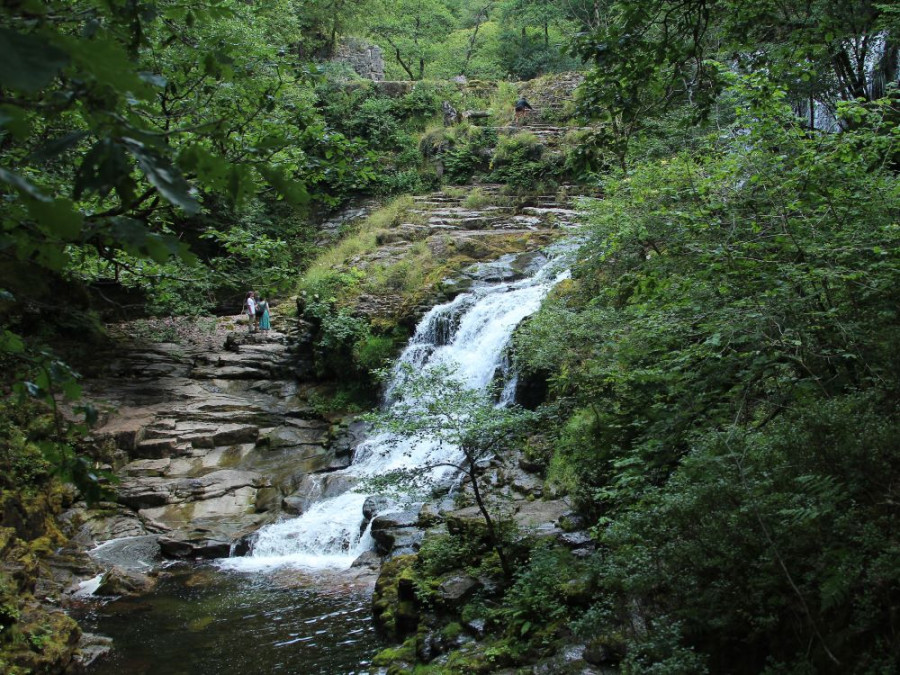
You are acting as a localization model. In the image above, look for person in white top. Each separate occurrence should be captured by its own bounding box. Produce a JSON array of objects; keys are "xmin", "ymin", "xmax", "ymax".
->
[{"xmin": 243, "ymin": 291, "xmax": 257, "ymax": 331}]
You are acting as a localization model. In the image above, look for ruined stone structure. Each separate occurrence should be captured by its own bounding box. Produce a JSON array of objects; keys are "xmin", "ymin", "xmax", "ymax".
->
[{"xmin": 332, "ymin": 38, "xmax": 385, "ymax": 81}]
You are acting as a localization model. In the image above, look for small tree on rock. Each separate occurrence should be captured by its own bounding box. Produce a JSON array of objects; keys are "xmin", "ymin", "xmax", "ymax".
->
[{"xmin": 368, "ymin": 363, "xmax": 535, "ymax": 578}]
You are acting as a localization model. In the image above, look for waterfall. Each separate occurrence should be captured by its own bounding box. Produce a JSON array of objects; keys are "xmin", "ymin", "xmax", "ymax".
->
[{"xmin": 220, "ymin": 248, "xmax": 571, "ymax": 573}]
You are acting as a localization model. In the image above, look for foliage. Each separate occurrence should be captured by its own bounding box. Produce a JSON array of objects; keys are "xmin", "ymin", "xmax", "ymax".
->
[
  {"xmin": 370, "ymin": 364, "xmax": 536, "ymax": 577},
  {"xmin": 489, "ymin": 132, "xmax": 557, "ymax": 190},
  {"xmin": 495, "ymin": 544, "xmax": 582, "ymax": 639},
  {"xmin": 370, "ymin": 0, "xmax": 456, "ymax": 80},
  {"xmin": 515, "ymin": 75, "xmax": 900, "ymax": 670},
  {"xmin": 570, "ymin": 0, "xmax": 899, "ymax": 168},
  {"xmin": 441, "ymin": 125, "xmax": 496, "ymax": 184}
]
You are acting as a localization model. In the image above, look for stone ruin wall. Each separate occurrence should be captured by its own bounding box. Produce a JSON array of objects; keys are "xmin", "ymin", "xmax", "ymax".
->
[{"xmin": 332, "ymin": 38, "xmax": 385, "ymax": 82}]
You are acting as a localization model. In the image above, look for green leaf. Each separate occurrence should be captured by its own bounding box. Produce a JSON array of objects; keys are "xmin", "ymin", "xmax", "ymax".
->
[
  {"xmin": 74, "ymin": 139, "xmax": 132, "ymax": 201},
  {"xmin": 0, "ymin": 28, "xmax": 69, "ymax": 92},
  {"xmin": 0, "ymin": 105, "xmax": 32, "ymax": 140},
  {"xmin": 122, "ymin": 138, "xmax": 200, "ymax": 214},
  {"xmin": 28, "ymin": 132, "xmax": 90, "ymax": 163},
  {"xmin": 259, "ymin": 166, "xmax": 310, "ymax": 206},
  {"xmin": 61, "ymin": 379, "xmax": 82, "ymax": 400},
  {"xmin": 0, "ymin": 166, "xmax": 52, "ymax": 202},
  {"xmin": 0, "ymin": 329, "xmax": 25, "ymax": 354},
  {"xmin": 26, "ymin": 197, "xmax": 83, "ymax": 241},
  {"xmin": 61, "ymin": 35, "xmax": 151, "ymax": 99}
]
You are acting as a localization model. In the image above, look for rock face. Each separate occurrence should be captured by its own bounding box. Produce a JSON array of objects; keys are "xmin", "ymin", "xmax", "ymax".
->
[{"xmin": 79, "ymin": 325, "xmax": 340, "ymax": 560}]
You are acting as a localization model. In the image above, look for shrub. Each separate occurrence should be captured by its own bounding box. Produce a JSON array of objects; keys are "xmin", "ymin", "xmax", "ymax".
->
[{"xmin": 489, "ymin": 132, "xmax": 552, "ymax": 190}]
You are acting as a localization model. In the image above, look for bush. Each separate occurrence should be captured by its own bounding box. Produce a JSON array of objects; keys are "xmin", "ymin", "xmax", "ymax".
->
[{"xmin": 489, "ymin": 132, "xmax": 553, "ymax": 190}]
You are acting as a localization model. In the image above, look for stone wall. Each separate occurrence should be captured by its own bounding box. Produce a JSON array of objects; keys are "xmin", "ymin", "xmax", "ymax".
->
[{"xmin": 332, "ymin": 38, "xmax": 385, "ymax": 82}]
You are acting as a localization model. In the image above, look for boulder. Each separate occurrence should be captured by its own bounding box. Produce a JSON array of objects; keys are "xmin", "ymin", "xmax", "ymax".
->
[
  {"xmin": 261, "ymin": 424, "xmax": 328, "ymax": 449},
  {"xmin": 558, "ymin": 530, "xmax": 594, "ymax": 551},
  {"xmin": 370, "ymin": 509, "xmax": 423, "ymax": 556},
  {"xmin": 437, "ymin": 574, "xmax": 481, "ymax": 607},
  {"xmin": 363, "ymin": 496, "xmax": 397, "ymax": 522},
  {"xmin": 95, "ymin": 565, "xmax": 157, "ymax": 596},
  {"xmin": 158, "ymin": 535, "xmax": 231, "ymax": 559},
  {"xmin": 73, "ymin": 633, "xmax": 114, "ymax": 670}
]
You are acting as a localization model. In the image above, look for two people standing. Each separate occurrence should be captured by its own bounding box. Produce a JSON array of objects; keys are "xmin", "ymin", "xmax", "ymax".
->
[{"xmin": 243, "ymin": 291, "xmax": 271, "ymax": 333}]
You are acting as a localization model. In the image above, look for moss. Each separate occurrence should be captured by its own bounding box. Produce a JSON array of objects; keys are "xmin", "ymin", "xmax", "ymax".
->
[
  {"xmin": 1, "ymin": 480, "xmax": 82, "ymax": 673},
  {"xmin": 372, "ymin": 634, "xmax": 417, "ymax": 670},
  {"xmin": 373, "ymin": 555, "xmax": 420, "ymax": 640},
  {"xmin": 440, "ymin": 621, "xmax": 464, "ymax": 641}
]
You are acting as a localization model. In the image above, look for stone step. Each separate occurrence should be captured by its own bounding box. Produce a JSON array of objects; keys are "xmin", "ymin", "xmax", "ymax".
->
[{"xmin": 134, "ymin": 437, "xmax": 180, "ymax": 459}]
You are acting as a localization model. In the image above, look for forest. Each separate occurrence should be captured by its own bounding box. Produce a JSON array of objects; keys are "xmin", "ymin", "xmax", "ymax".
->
[{"xmin": 2, "ymin": 0, "xmax": 900, "ymax": 673}]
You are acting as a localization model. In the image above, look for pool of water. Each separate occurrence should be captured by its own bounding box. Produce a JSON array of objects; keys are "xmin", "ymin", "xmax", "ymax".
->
[{"xmin": 78, "ymin": 565, "xmax": 384, "ymax": 675}]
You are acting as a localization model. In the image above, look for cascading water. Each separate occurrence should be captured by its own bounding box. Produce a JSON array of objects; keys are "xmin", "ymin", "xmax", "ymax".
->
[{"xmin": 220, "ymin": 248, "xmax": 571, "ymax": 573}]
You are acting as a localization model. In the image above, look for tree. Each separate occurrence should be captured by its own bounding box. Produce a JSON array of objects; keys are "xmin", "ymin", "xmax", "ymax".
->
[
  {"xmin": 293, "ymin": 0, "xmax": 383, "ymax": 56},
  {"xmin": 369, "ymin": 0, "xmax": 456, "ymax": 80},
  {"xmin": 369, "ymin": 364, "xmax": 535, "ymax": 578},
  {"xmin": 571, "ymin": 0, "xmax": 899, "ymax": 151},
  {"xmin": 514, "ymin": 74, "xmax": 900, "ymax": 668}
]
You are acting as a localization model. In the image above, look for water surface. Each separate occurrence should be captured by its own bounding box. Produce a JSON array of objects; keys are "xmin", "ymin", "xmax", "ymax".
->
[{"xmin": 80, "ymin": 566, "xmax": 383, "ymax": 675}]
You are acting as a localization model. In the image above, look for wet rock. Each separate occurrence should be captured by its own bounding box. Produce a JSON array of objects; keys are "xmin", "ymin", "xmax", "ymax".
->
[
  {"xmin": 60, "ymin": 502, "xmax": 148, "ymax": 548},
  {"xmin": 351, "ymin": 550, "xmax": 382, "ymax": 569},
  {"xmin": 157, "ymin": 535, "xmax": 231, "ymax": 559},
  {"xmin": 513, "ymin": 499, "xmax": 570, "ymax": 534},
  {"xmin": 438, "ymin": 574, "xmax": 481, "ymax": 607},
  {"xmin": 281, "ymin": 495, "xmax": 305, "ymax": 515},
  {"xmin": 363, "ymin": 496, "xmax": 397, "ymax": 522},
  {"xmin": 385, "ymin": 530, "xmax": 424, "ymax": 558},
  {"xmin": 559, "ymin": 511, "xmax": 588, "ymax": 532},
  {"xmin": 121, "ymin": 458, "xmax": 172, "ymax": 477},
  {"xmin": 134, "ymin": 437, "xmax": 181, "ymax": 459},
  {"xmin": 558, "ymin": 530, "xmax": 594, "ymax": 551},
  {"xmin": 88, "ymin": 535, "xmax": 161, "ymax": 571},
  {"xmin": 370, "ymin": 509, "xmax": 422, "ymax": 555},
  {"xmin": 261, "ymin": 424, "xmax": 327, "ymax": 450},
  {"xmin": 511, "ymin": 472, "xmax": 543, "ymax": 498},
  {"xmin": 74, "ymin": 633, "xmax": 114, "ymax": 670},
  {"xmin": 95, "ymin": 565, "xmax": 157, "ymax": 596},
  {"xmin": 118, "ymin": 470, "xmax": 264, "ymax": 511},
  {"xmin": 116, "ymin": 477, "xmax": 172, "ymax": 510},
  {"xmin": 464, "ymin": 617, "xmax": 487, "ymax": 638},
  {"xmin": 531, "ymin": 644, "xmax": 603, "ymax": 675},
  {"xmin": 254, "ymin": 487, "xmax": 280, "ymax": 513},
  {"xmin": 583, "ymin": 640, "xmax": 623, "ymax": 667},
  {"xmin": 372, "ymin": 509, "xmax": 419, "ymax": 530},
  {"xmin": 372, "ymin": 555, "xmax": 419, "ymax": 640},
  {"xmin": 331, "ymin": 420, "xmax": 370, "ymax": 457}
]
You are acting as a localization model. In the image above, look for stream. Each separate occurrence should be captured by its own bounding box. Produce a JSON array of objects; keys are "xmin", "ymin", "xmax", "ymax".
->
[{"xmin": 81, "ymin": 245, "xmax": 572, "ymax": 673}]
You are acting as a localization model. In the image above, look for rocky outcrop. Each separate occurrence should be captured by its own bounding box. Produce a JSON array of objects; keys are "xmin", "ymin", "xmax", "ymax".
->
[{"xmin": 77, "ymin": 324, "xmax": 345, "ymax": 562}]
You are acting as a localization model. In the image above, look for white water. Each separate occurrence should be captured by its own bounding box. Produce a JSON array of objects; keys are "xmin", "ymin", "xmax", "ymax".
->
[{"xmin": 220, "ymin": 249, "xmax": 571, "ymax": 573}]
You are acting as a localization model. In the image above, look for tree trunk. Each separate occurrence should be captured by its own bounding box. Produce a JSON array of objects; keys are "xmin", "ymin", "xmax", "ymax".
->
[{"xmin": 466, "ymin": 455, "xmax": 512, "ymax": 579}]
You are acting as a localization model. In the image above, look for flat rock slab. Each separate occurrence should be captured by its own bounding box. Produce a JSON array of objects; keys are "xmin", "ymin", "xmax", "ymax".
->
[
  {"xmin": 117, "ymin": 469, "xmax": 264, "ymax": 510},
  {"xmin": 262, "ymin": 424, "xmax": 328, "ymax": 449}
]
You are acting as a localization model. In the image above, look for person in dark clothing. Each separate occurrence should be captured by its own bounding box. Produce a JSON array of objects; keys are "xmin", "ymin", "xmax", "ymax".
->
[{"xmin": 514, "ymin": 96, "xmax": 533, "ymax": 124}]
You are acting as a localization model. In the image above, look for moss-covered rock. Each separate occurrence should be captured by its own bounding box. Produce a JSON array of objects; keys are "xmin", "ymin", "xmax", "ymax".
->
[
  {"xmin": 372, "ymin": 554, "xmax": 420, "ymax": 640},
  {"xmin": 1, "ymin": 482, "xmax": 82, "ymax": 674}
]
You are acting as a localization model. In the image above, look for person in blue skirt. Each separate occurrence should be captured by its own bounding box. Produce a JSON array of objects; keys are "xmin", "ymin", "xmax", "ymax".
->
[{"xmin": 257, "ymin": 296, "xmax": 271, "ymax": 332}]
